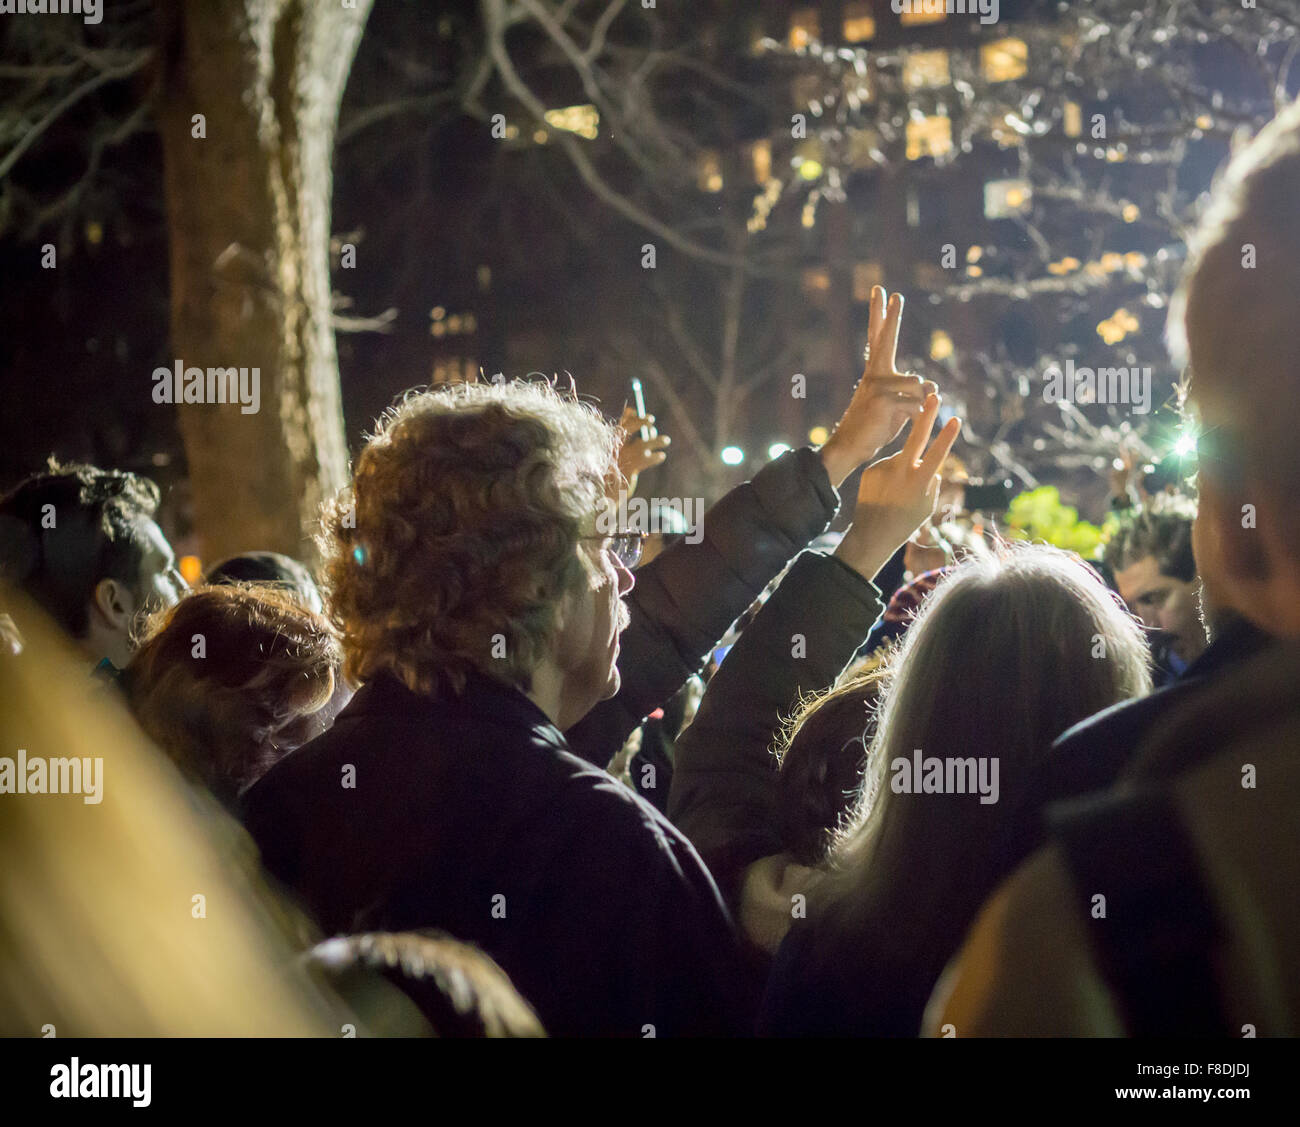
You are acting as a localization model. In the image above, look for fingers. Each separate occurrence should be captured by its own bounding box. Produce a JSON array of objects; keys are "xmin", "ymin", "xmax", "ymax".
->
[
  {"xmin": 639, "ymin": 434, "xmax": 671, "ymax": 455},
  {"xmin": 919, "ymin": 416, "xmax": 962, "ymax": 480},
  {"xmin": 867, "ymin": 286, "xmax": 886, "ymax": 365},
  {"xmin": 902, "ymin": 393, "xmax": 942, "ymax": 464},
  {"xmin": 879, "ymin": 291, "xmax": 904, "ymax": 375},
  {"xmin": 621, "ymin": 412, "xmax": 656, "ymax": 437},
  {"xmin": 870, "ymin": 375, "xmax": 930, "ymax": 401}
]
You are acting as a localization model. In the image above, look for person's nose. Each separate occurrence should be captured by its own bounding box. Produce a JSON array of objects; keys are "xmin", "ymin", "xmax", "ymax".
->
[{"xmin": 614, "ymin": 556, "xmax": 635, "ymax": 596}]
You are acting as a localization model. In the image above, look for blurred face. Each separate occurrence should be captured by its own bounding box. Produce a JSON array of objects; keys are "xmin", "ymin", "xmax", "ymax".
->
[
  {"xmin": 86, "ymin": 518, "xmax": 186, "ymax": 668},
  {"xmin": 1113, "ymin": 554, "xmax": 1205, "ymax": 664},
  {"xmin": 133, "ymin": 519, "xmax": 188, "ymax": 617}
]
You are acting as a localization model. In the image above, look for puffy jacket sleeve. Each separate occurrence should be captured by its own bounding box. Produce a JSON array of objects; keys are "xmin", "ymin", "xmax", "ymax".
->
[
  {"xmin": 667, "ymin": 550, "xmax": 884, "ymax": 912},
  {"xmin": 565, "ymin": 446, "xmax": 839, "ymax": 768}
]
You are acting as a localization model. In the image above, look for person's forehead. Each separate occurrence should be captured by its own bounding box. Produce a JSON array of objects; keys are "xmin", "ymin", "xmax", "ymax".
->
[{"xmin": 1114, "ymin": 555, "xmax": 1167, "ymax": 596}]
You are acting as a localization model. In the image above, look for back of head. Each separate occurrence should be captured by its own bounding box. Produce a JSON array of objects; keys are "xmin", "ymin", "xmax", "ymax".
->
[
  {"xmin": 320, "ymin": 380, "xmax": 618, "ymax": 696},
  {"xmin": 776, "ymin": 659, "xmax": 884, "ymax": 866},
  {"xmin": 1169, "ymin": 97, "xmax": 1300, "ymax": 636},
  {"xmin": 124, "ymin": 584, "xmax": 342, "ymax": 806},
  {"xmin": 0, "ymin": 460, "xmax": 161, "ymax": 639},
  {"xmin": 817, "ymin": 543, "xmax": 1152, "ymax": 1020},
  {"xmin": 205, "ymin": 552, "xmax": 323, "ymax": 613},
  {"xmin": 1170, "ymin": 96, "xmax": 1300, "ymax": 498}
]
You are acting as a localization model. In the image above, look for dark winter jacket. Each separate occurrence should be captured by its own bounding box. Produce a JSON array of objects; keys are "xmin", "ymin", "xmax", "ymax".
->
[
  {"xmin": 1045, "ymin": 615, "xmax": 1271, "ymax": 802},
  {"xmin": 669, "ymin": 550, "xmax": 885, "ymax": 915},
  {"xmin": 241, "ymin": 670, "xmax": 750, "ymax": 1037}
]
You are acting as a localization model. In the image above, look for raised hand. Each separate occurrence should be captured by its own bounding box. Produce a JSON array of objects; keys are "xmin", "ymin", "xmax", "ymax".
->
[
  {"xmin": 819, "ymin": 285, "xmax": 938, "ymax": 488},
  {"xmin": 615, "ymin": 405, "xmax": 671, "ymax": 498},
  {"xmin": 834, "ymin": 392, "xmax": 963, "ymax": 582}
]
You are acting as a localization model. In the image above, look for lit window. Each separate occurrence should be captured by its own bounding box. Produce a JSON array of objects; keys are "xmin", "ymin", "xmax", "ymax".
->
[
  {"xmin": 899, "ymin": 2, "xmax": 947, "ymax": 26},
  {"xmin": 697, "ymin": 152, "xmax": 723, "ymax": 193},
  {"xmin": 983, "ymin": 178, "xmax": 1032, "ymax": 219},
  {"xmin": 751, "ymin": 139, "xmax": 772, "ymax": 184},
  {"xmin": 802, "ymin": 268, "xmax": 832, "ymax": 294},
  {"xmin": 1064, "ymin": 101, "xmax": 1082, "ymax": 137},
  {"xmin": 903, "ymin": 49, "xmax": 950, "ymax": 90},
  {"xmin": 543, "ymin": 104, "xmax": 599, "ymax": 140},
  {"xmin": 980, "ymin": 38, "xmax": 1027, "ymax": 83},
  {"xmin": 905, "ymin": 115, "xmax": 952, "ymax": 161},
  {"xmin": 930, "ymin": 330, "xmax": 954, "ymax": 361},
  {"xmin": 789, "ymin": 8, "xmax": 820, "ymax": 48},
  {"xmin": 843, "ymin": 2, "xmax": 877, "ymax": 42}
]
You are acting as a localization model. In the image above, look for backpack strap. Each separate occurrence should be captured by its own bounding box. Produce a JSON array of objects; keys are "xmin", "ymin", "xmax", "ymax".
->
[{"xmin": 1047, "ymin": 788, "xmax": 1228, "ymax": 1036}]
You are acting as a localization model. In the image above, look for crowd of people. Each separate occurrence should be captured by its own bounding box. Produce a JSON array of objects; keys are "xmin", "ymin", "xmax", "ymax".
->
[{"xmin": 3, "ymin": 97, "xmax": 1300, "ymax": 1038}]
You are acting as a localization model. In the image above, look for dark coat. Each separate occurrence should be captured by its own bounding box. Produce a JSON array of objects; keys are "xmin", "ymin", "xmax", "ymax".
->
[
  {"xmin": 241, "ymin": 671, "xmax": 750, "ymax": 1037},
  {"xmin": 1045, "ymin": 616, "xmax": 1272, "ymax": 801},
  {"xmin": 669, "ymin": 551, "xmax": 884, "ymax": 914}
]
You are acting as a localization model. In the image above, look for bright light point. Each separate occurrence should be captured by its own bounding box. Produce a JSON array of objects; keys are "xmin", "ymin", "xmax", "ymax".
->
[
  {"xmin": 808, "ymin": 425, "xmax": 830, "ymax": 445},
  {"xmin": 1174, "ymin": 434, "xmax": 1197, "ymax": 458},
  {"xmin": 721, "ymin": 446, "xmax": 745, "ymax": 466},
  {"xmin": 768, "ymin": 442, "xmax": 792, "ymax": 460},
  {"xmin": 798, "ymin": 159, "xmax": 824, "ymax": 180}
]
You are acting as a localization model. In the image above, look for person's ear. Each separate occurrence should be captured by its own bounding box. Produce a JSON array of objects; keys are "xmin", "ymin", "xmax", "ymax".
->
[
  {"xmin": 90, "ymin": 576, "xmax": 137, "ymax": 633},
  {"xmin": 1202, "ymin": 473, "xmax": 1300, "ymax": 638}
]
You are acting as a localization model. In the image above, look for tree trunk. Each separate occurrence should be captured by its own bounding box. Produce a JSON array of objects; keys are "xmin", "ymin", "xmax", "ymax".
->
[{"xmin": 156, "ymin": 0, "xmax": 372, "ymax": 564}]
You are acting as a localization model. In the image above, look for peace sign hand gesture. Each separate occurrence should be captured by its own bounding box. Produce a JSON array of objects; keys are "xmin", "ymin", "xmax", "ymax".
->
[{"xmin": 819, "ymin": 285, "xmax": 938, "ymax": 488}]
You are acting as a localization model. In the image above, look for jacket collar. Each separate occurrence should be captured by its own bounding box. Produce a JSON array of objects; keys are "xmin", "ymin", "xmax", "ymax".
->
[
  {"xmin": 341, "ymin": 667, "xmax": 567, "ymax": 748},
  {"xmin": 1184, "ymin": 615, "xmax": 1273, "ymax": 681}
]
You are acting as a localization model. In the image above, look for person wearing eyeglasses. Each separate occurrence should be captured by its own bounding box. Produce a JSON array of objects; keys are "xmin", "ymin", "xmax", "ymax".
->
[
  {"xmin": 242, "ymin": 380, "xmax": 749, "ymax": 1037},
  {"xmin": 0, "ymin": 459, "xmax": 187, "ymax": 677}
]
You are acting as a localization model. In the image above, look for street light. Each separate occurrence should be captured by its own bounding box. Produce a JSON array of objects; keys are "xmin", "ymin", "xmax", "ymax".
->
[{"xmin": 721, "ymin": 446, "xmax": 745, "ymax": 466}]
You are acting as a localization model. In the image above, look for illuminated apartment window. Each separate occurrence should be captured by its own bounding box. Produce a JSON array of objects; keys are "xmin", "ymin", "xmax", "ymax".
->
[
  {"xmin": 789, "ymin": 8, "xmax": 820, "ymax": 48},
  {"xmin": 930, "ymin": 330, "xmax": 954, "ymax": 361},
  {"xmin": 905, "ymin": 115, "xmax": 952, "ymax": 161},
  {"xmin": 898, "ymin": 2, "xmax": 947, "ymax": 26},
  {"xmin": 802, "ymin": 267, "xmax": 832, "ymax": 294},
  {"xmin": 1063, "ymin": 101, "xmax": 1082, "ymax": 137},
  {"xmin": 903, "ymin": 48, "xmax": 950, "ymax": 90},
  {"xmin": 853, "ymin": 262, "xmax": 883, "ymax": 302},
  {"xmin": 697, "ymin": 151, "xmax": 723, "ymax": 193},
  {"xmin": 843, "ymin": 2, "xmax": 877, "ymax": 42},
  {"xmin": 751, "ymin": 139, "xmax": 772, "ymax": 184},
  {"xmin": 980, "ymin": 38, "xmax": 1028, "ymax": 83},
  {"xmin": 984, "ymin": 178, "xmax": 1032, "ymax": 219},
  {"xmin": 543, "ymin": 104, "xmax": 599, "ymax": 140}
]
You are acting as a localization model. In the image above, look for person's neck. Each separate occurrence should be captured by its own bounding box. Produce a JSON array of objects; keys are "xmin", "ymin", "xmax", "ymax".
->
[{"xmin": 525, "ymin": 657, "xmax": 592, "ymax": 731}]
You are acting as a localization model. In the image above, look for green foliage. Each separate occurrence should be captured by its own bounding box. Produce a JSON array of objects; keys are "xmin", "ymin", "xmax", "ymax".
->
[{"xmin": 1004, "ymin": 486, "xmax": 1112, "ymax": 557}]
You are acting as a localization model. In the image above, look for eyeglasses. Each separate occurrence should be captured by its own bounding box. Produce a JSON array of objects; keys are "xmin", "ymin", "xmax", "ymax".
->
[{"xmin": 581, "ymin": 532, "xmax": 649, "ymax": 569}]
